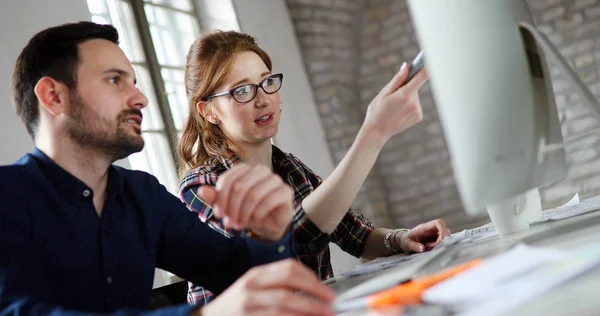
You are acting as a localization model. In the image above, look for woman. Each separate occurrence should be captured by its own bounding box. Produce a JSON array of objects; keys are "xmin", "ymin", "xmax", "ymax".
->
[{"xmin": 177, "ymin": 30, "xmax": 451, "ymax": 305}]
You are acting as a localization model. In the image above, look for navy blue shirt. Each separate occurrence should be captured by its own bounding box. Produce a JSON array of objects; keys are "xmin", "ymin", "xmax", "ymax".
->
[{"xmin": 0, "ymin": 149, "xmax": 293, "ymax": 315}]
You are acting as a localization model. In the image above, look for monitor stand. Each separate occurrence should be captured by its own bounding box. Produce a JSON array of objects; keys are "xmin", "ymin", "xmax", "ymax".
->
[{"xmin": 487, "ymin": 188, "xmax": 542, "ymax": 235}]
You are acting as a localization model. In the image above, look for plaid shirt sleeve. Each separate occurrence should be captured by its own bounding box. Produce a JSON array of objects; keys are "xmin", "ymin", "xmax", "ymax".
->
[
  {"xmin": 179, "ymin": 166, "xmax": 233, "ymax": 238},
  {"xmin": 288, "ymin": 154, "xmax": 375, "ymax": 258},
  {"xmin": 178, "ymin": 164, "xmax": 234, "ymax": 306},
  {"xmin": 291, "ymin": 204, "xmax": 331, "ymax": 256}
]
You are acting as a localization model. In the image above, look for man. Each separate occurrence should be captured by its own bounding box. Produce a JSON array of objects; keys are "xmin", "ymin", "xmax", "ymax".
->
[{"xmin": 0, "ymin": 21, "xmax": 334, "ymax": 315}]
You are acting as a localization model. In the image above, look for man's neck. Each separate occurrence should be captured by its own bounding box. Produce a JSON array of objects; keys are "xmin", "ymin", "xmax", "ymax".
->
[
  {"xmin": 238, "ymin": 140, "xmax": 273, "ymax": 170},
  {"xmin": 36, "ymin": 136, "xmax": 113, "ymax": 216}
]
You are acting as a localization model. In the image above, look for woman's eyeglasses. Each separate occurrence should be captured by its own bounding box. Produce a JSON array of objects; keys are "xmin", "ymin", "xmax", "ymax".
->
[{"xmin": 203, "ymin": 73, "xmax": 284, "ymax": 103}]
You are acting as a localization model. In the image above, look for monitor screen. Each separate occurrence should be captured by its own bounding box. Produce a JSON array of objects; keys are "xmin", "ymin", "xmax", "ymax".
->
[{"xmin": 407, "ymin": 0, "xmax": 568, "ymax": 214}]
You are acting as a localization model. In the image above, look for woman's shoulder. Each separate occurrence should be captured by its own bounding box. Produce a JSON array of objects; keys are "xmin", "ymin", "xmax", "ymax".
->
[
  {"xmin": 179, "ymin": 158, "xmax": 229, "ymax": 191},
  {"xmin": 272, "ymin": 144, "xmax": 304, "ymax": 165}
]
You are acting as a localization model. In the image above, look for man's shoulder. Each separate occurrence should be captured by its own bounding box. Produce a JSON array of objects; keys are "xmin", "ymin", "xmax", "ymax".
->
[
  {"xmin": 113, "ymin": 166, "xmax": 162, "ymax": 189},
  {"xmin": 0, "ymin": 154, "xmax": 43, "ymax": 204},
  {"xmin": 0, "ymin": 154, "xmax": 38, "ymax": 184}
]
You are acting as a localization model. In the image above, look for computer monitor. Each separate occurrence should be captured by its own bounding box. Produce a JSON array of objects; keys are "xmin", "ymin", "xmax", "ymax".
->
[{"xmin": 405, "ymin": 0, "xmax": 595, "ymax": 218}]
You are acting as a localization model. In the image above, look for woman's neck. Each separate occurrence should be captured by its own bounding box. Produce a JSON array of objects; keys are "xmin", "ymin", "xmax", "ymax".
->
[{"xmin": 239, "ymin": 140, "xmax": 273, "ymax": 171}]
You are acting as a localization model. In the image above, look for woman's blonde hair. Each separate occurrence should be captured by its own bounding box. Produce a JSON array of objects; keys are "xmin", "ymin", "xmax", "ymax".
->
[{"xmin": 178, "ymin": 30, "xmax": 272, "ymax": 178}]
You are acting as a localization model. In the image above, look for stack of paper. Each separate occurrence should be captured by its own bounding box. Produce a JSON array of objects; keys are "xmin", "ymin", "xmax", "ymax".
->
[
  {"xmin": 423, "ymin": 243, "xmax": 600, "ymax": 316},
  {"xmin": 446, "ymin": 193, "xmax": 586, "ymax": 247},
  {"xmin": 533, "ymin": 193, "xmax": 581, "ymax": 223},
  {"xmin": 341, "ymin": 252, "xmax": 430, "ymax": 277}
]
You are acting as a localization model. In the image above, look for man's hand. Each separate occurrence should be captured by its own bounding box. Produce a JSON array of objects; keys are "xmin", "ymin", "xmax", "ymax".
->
[
  {"xmin": 198, "ymin": 259, "xmax": 336, "ymax": 316},
  {"xmin": 397, "ymin": 219, "xmax": 451, "ymax": 253},
  {"xmin": 198, "ymin": 163, "xmax": 294, "ymax": 241}
]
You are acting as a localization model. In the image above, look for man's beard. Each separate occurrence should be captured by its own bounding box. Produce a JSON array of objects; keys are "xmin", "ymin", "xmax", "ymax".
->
[{"xmin": 66, "ymin": 91, "xmax": 145, "ymax": 161}]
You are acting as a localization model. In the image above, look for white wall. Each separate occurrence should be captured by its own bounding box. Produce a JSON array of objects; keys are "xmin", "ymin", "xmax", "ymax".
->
[{"xmin": 0, "ymin": 0, "xmax": 91, "ymax": 164}]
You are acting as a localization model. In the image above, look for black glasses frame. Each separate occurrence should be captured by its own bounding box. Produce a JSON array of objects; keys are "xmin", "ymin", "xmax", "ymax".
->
[{"xmin": 203, "ymin": 73, "xmax": 284, "ymax": 103}]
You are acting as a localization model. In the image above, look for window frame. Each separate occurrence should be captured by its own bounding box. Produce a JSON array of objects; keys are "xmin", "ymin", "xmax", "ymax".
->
[{"xmin": 87, "ymin": 0, "xmax": 204, "ymax": 193}]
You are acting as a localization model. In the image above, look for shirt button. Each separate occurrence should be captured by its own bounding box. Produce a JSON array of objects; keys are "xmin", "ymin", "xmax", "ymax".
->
[
  {"xmin": 82, "ymin": 189, "xmax": 91, "ymax": 198},
  {"xmin": 107, "ymin": 276, "xmax": 113, "ymax": 284},
  {"xmin": 277, "ymin": 245, "xmax": 286, "ymax": 253}
]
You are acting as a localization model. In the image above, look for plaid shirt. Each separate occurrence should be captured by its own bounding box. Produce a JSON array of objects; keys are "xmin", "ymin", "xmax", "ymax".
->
[{"xmin": 179, "ymin": 145, "xmax": 375, "ymax": 305}]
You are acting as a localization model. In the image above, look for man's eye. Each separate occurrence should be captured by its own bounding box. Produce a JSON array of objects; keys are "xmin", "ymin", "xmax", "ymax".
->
[{"xmin": 108, "ymin": 76, "xmax": 120, "ymax": 84}]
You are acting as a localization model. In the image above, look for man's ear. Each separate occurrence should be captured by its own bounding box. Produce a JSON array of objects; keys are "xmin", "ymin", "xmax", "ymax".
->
[
  {"xmin": 34, "ymin": 77, "xmax": 69, "ymax": 116},
  {"xmin": 196, "ymin": 101, "xmax": 220, "ymax": 124}
]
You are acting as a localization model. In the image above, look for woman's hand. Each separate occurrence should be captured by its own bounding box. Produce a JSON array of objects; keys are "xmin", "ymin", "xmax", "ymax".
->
[
  {"xmin": 361, "ymin": 62, "xmax": 429, "ymax": 146},
  {"xmin": 397, "ymin": 219, "xmax": 451, "ymax": 253}
]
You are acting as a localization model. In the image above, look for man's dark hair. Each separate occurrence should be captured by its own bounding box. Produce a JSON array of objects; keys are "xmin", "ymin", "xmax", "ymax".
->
[{"xmin": 11, "ymin": 21, "xmax": 119, "ymax": 138}]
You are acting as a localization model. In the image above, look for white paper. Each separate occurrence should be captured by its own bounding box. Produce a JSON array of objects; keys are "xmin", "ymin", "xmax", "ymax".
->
[
  {"xmin": 441, "ymin": 222, "xmax": 498, "ymax": 246},
  {"xmin": 448, "ymin": 193, "xmax": 584, "ymax": 247},
  {"xmin": 549, "ymin": 194, "xmax": 600, "ymax": 220},
  {"xmin": 341, "ymin": 252, "xmax": 429, "ymax": 278},
  {"xmin": 423, "ymin": 243, "xmax": 600, "ymax": 316},
  {"xmin": 336, "ymin": 247, "xmax": 448, "ymax": 302},
  {"xmin": 532, "ymin": 193, "xmax": 581, "ymax": 223}
]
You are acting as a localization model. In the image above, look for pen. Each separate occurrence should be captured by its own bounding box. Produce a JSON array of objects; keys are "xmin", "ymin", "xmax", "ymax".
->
[
  {"xmin": 334, "ymin": 259, "xmax": 482, "ymax": 312},
  {"xmin": 336, "ymin": 245, "xmax": 451, "ymax": 303}
]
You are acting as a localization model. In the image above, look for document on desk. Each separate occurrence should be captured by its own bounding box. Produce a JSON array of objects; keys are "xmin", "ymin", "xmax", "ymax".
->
[
  {"xmin": 341, "ymin": 252, "xmax": 430, "ymax": 278},
  {"xmin": 442, "ymin": 221, "xmax": 498, "ymax": 246},
  {"xmin": 336, "ymin": 247, "xmax": 449, "ymax": 303},
  {"xmin": 533, "ymin": 193, "xmax": 580, "ymax": 223},
  {"xmin": 547, "ymin": 193, "xmax": 600, "ymax": 220},
  {"xmin": 448, "ymin": 193, "xmax": 584, "ymax": 246},
  {"xmin": 423, "ymin": 243, "xmax": 600, "ymax": 316}
]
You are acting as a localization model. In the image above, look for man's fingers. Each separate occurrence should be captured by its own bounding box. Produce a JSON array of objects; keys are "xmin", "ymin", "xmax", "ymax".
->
[
  {"xmin": 247, "ymin": 260, "xmax": 336, "ymax": 303},
  {"xmin": 250, "ymin": 184, "xmax": 294, "ymax": 224},
  {"xmin": 223, "ymin": 165, "xmax": 273, "ymax": 229},
  {"xmin": 245, "ymin": 289, "xmax": 334, "ymax": 316},
  {"xmin": 198, "ymin": 186, "xmax": 218, "ymax": 214},
  {"xmin": 238, "ymin": 171, "xmax": 286, "ymax": 229},
  {"xmin": 214, "ymin": 164, "xmax": 253, "ymax": 226}
]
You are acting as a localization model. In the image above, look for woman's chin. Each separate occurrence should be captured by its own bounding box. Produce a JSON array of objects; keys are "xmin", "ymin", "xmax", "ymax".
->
[{"xmin": 257, "ymin": 128, "xmax": 278, "ymax": 141}]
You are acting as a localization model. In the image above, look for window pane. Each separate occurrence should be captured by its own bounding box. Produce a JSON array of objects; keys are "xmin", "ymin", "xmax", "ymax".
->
[
  {"xmin": 161, "ymin": 68, "xmax": 188, "ymax": 130},
  {"xmin": 145, "ymin": 4, "xmax": 200, "ymax": 67},
  {"xmin": 132, "ymin": 64, "xmax": 165, "ymax": 131},
  {"xmin": 91, "ymin": 15, "xmax": 111, "ymax": 25},
  {"xmin": 129, "ymin": 132, "xmax": 179, "ymax": 194},
  {"xmin": 144, "ymin": 0, "xmax": 193, "ymax": 12},
  {"xmin": 113, "ymin": 0, "xmax": 147, "ymax": 63},
  {"xmin": 87, "ymin": 0, "xmax": 146, "ymax": 63},
  {"xmin": 87, "ymin": 0, "xmax": 109, "ymax": 15}
]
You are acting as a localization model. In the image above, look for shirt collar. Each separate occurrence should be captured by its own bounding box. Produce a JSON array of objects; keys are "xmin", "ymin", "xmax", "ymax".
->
[
  {"xmin": 215, "ymin": 145, "xmax": 290, "ymax": 171},
  {"xmin": 215, "ymin": 153, "xmax": 240, "ymax": 170},
  {"xmin": 31, "ymin": 148, "xmax": 124, "ymax": 202}
]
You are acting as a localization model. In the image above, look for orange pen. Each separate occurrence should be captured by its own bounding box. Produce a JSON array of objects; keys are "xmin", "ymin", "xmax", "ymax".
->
[{"xmin": 334, "ymin": 259, "xmax": 483, "ymax": 312}]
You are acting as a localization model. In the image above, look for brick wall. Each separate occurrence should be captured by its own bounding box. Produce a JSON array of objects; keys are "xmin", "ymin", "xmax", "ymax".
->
[{"xmin": 286, "ymin": 0, "xmax": 600, "ymax": 232}]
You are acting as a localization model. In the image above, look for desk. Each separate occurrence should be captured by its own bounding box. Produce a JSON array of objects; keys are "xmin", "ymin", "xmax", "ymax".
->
[{"xmin": 329, "ymin": 205, "xmax": 600, "ymax": 315}]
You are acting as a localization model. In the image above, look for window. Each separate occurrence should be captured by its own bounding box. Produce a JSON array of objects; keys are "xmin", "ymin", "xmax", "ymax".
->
[{"xmin": 86, "ymin": 0, "xmax": 202, "ymax": 194}]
